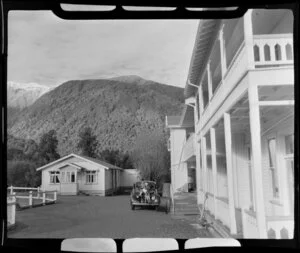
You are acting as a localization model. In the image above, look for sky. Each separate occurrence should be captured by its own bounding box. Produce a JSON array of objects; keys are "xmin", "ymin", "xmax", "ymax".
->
[{"xmin": 7, "ymin": 11, "xmax": 199, "ymax": 88}]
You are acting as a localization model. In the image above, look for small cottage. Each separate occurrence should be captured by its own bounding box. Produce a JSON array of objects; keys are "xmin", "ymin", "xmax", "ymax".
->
[{"xmin": 36, "ymin": 153, "xmax": 123, "ymax": 196}]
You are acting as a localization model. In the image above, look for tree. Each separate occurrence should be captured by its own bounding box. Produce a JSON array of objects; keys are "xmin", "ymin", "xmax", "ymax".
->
[
  {"xmin": 7, "ymin": 148, "xmax": 26, "ymax": 161},
  {"xmin": 99, "ymin": 149, "xmax": 133, "ymax": 169},
  {"xmin": 77, "ymin": 127, "xmax": 98, "ymax": 158},
  {"xmin": 7, "ymin": 161, "xmax": 41, "ymax": 187},
  {"xmin": 38, "ymin": 129, "xmax": 60, "ymax": 163},
  {"xmin": 131, "ymin": 131, "xmax": 170, "ymax": 183},
  {"xmin": 23, "ymin": 139, "xmax": 40, "ymax": 161}
]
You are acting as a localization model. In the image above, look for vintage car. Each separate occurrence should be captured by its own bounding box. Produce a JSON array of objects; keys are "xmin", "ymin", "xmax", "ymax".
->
[{"xmin": 130, "ymin": 181, "xmax": 160, "ymax": 210}]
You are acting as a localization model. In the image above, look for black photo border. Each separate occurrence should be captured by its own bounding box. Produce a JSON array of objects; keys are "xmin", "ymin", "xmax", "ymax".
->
[{"xmin": 0, "ymin": 1, "xmax": 299, "ymax": 252}]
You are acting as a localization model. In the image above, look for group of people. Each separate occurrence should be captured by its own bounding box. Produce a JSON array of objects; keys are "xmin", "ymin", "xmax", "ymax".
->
[{"xmin": 137, "ymin": 181, "xmax": 155, "ymax": 203}]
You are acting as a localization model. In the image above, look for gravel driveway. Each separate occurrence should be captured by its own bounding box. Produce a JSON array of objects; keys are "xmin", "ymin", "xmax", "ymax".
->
[{"xmin": 8, "ymin": 195, "xmax": 212, "ymax": 238}]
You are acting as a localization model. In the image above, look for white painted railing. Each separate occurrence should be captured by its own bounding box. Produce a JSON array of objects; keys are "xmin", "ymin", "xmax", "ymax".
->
[
  {"xmin": 253, "ymin": 33, "xmax": 293, "ymax": 66},
  {"xmin": 182, "ymin": 133, "xmax": 195, "ymax": 162},
  {"xmin": 8, "ymin": 186, "xmax": 39, "ymax": 194},
  {"xmin": 7, "ymin": 186, "xmax": 57, "ymax": 208},
  {"xmin": 241, "ymin": 208, "xmax": 259, "ymax": 238},
  {"xmin": 7, "ymin": 193, "xmax": 16, "ymax": 226},
  {"xmin": 216, "ymin": 197, "xmax": 230, "ymax": 228},
  {"xmin": 266, "ymin": 216, "xmax": 294, "ymax": 239}
]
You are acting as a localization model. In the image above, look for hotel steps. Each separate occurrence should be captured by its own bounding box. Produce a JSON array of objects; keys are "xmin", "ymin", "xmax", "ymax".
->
[
  {"xmin": 172, "ymin": 192, "xmax": 244, "ymax": 238},
  {"xmin": 173, "ymin": 192, "xmax": 199, "ymax": 215}
]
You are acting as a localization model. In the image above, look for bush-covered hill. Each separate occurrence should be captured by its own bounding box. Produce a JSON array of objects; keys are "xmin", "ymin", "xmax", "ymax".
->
[{"xmin": 8, "ymin": 76, "xmax": 184, "ymax": 156}]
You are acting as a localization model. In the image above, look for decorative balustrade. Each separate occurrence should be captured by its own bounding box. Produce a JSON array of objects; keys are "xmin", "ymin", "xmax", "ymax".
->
[
  {"xmin": 241, "ymin": 208, "xmax": 293, "ymax": 238},
  {"xmin": 266, "ymin": 216, "xmax": 294, "ymax": 239},
  {"xmin": 181, "ymin": 133, "xmax": 195, "ymax": 162},
  {"xmin": 253, "ymin": 34, "xmax": 293, "ymax": 66}
]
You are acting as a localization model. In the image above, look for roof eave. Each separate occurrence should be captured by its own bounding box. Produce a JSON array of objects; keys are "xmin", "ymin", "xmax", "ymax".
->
[{"xmin": 185, "ymin": 20, "xmax": 222, "ymax": 98}]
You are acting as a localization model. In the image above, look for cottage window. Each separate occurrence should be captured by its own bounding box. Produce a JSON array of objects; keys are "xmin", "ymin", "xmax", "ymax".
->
[
  {"xmin": 65, "ymin": 171, "xmax": 76, "ymax": 183},
  {"xmin": 71, "ymin": 172, "xmax": 76, "ymax": 183},
  {"xmin": 50, "ymin": 171, "xmax": 60, "ymax": 184},
  {"xmin": 268, "ymin": 138, "xmax": 279, "ymax": 198},
  {"xmin": 86, "ymin": 171, "xmax": 97, "ymax": 184}
]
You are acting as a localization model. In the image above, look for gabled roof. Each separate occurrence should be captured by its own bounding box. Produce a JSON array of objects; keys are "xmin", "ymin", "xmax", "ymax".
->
[
  {"xmin": 80, "ymin": 155, "xmax": 123, "ymax": 170},
  {"xmin": 36, "ymin": 153, "xmax": 123, "ymax": 171}
]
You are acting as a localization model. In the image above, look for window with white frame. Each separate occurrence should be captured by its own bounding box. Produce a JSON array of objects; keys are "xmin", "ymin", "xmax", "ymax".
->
[
  {"xmin": 71, "ymin": 172, "xmax": 76, "ymax": 183},
  {"xmin": 65, "ymin": 171, "xmax": 76, "ymax": 183},
  {"xmin": 86, "ymin": 171, "xmax": 97, "ymax": 184},
  {"xmin": 267, "ymin": 138, "xmax": 279, "ymax": 198},
  {"xmin": 50, "ymin": 171, "xmax": 60, "ymax": 184}
]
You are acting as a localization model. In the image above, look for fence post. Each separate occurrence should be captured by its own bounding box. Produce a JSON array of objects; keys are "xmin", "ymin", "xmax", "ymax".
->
[
  {"xmin": 29, "ymin": 191, "xmax": 33, "ymax": 207},
  {"xmin": 37, "ymin": 187, "xmax": 40, "ymax": 198},
  {"xmin": 10, "ymin": 185, "xmax": 13, "ymax": 195},
  {"xmin": 12, "ymin": 193, "xmax": 16, "ymax": 225},
  {"xmin": 42, "ymin": 191, "xmax": 46, "ymax": 205},
  {"xmin": 54, "ymin": 191, "xmax": 57, "ymax": 202}
]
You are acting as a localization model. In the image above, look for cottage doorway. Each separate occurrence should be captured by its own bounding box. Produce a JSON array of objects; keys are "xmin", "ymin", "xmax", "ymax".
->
[{"xmin": 60, "ymin": 170, "xmax": 79, "ymax": 195}]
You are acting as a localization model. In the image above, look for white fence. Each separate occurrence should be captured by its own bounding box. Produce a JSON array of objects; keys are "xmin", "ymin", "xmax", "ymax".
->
[{"xmin": 7, "ymin": 186, "xmax": 57, "ymax": 208}]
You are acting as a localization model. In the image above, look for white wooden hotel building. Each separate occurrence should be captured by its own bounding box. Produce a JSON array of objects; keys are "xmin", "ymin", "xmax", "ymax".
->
[{"xmin": 167, "ymin": 9, "xmax": 294, "ymax": 239}]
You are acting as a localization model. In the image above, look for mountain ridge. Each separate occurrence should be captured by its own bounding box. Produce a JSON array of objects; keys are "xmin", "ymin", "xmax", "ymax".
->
[
  {"xmin": 7, "ymin": 81, "xmax": 51, "ymax": 109},
  {"xmin": 8, "ymin": 76, "xmax": 185, "ymax": 156}
]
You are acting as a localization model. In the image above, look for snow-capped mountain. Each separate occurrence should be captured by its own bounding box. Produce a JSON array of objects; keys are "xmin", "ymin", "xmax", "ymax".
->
[{"xmin": 7, "ymin": 81, "xmax": 51, "ymax": 109}]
